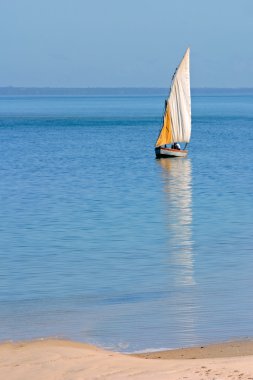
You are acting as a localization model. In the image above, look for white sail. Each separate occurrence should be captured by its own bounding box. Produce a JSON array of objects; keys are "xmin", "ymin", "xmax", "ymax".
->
[{"xmin": 155, "ymin": 48, "xmax": 191, "ymax": 147}]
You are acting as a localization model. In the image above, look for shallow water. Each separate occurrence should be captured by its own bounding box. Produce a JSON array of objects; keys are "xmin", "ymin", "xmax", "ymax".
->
[{"xmin": 0, "ymin": 89, "xmax": 253, "ymax": 352}]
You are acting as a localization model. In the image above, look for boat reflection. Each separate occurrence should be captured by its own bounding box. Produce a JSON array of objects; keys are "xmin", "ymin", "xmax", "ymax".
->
[
  {"xmin": 158, "ymin": 158, "xmax": 195, "ymax": 286},
  {"xmin": 157, "ymin": 158, "xmax": 197, "ymax": 344}
]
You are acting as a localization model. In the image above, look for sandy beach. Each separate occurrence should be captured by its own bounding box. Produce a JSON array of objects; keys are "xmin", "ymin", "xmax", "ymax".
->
[{"xmin": 1, "ymin": 339, "xmax": 253, "ymax": 380}]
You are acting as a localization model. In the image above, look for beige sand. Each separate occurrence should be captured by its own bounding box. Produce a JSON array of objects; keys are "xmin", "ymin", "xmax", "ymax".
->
[{"xmin": 1, "ymin": 338, "xmax": 253, "ymax": 380}]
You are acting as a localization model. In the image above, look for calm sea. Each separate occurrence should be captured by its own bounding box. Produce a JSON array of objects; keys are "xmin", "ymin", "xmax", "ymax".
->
[{"xmin": 0, "ymin": 89, "xmax": 253, "ymax": 352}]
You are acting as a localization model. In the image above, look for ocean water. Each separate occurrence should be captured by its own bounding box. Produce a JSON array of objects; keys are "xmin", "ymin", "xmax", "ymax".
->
[{"xmin": 0, "ymin": 89, "xmax": 253, "ymax": 352}]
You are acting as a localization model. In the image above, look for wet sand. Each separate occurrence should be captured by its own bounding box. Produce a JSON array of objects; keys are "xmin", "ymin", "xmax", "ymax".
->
[
  {"xmin": 133, "ymin": 340, "xmax": 253, "ymax": 359},
  {"xmin": 1, "ymin": 338, "xmax": 253, "ymax": 380}
]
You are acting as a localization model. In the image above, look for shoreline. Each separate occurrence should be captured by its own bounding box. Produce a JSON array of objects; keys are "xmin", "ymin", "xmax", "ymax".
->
[
  {"xmin": 2, "ymin": 337, "xmax": 253, "ymax": 357},
  {"xmin": 1, "ymin": 338, "xmax": 253, "ymax": 379}
]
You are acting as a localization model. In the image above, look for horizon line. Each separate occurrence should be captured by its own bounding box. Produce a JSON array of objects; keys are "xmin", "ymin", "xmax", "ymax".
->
[{"xmin": 1, "ymin": 86, "xmax": 253, "ymax": 90}]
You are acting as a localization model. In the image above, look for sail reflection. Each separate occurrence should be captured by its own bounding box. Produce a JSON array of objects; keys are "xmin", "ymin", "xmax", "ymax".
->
[{"xmin": 158, "ymin": 158, "xmax": 195, "ymax": 286}]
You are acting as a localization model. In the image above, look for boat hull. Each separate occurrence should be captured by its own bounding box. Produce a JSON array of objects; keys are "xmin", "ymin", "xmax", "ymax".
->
[{"xmin": 155, "ymin": 147, "xmax": 188, "ymax": 158}]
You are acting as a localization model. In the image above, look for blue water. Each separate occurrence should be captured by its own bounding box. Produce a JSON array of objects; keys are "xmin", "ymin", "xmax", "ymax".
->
[{"xmin": 0, "ymin": 90, "xmax": 253, "ymax": 352}]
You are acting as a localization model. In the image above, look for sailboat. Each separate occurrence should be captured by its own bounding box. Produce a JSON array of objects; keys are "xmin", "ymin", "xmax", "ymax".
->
[{"xmin": 155, "ymin": 48, "xmax": 191, "ymax": 158}]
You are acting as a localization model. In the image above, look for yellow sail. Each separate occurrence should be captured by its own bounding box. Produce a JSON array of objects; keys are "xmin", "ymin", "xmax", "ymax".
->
[
  {"xmin": 155, "ymin": 48, "xmax": 191, "ymax": 147},
  {"xmin": 155, "ymin": 104, "xmax": 173, "ymax": 147}
]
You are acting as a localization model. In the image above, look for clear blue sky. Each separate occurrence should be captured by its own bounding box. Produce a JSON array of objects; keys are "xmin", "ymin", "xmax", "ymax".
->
[{"xmin": 1, "ymin": 0, "xmax": 252, "ymax": 87}]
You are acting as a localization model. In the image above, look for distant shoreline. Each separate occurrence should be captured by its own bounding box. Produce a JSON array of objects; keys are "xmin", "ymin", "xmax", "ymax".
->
[{"xmin": 1, "ymin": 87, "xmax": 253, "ymax": 96}]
